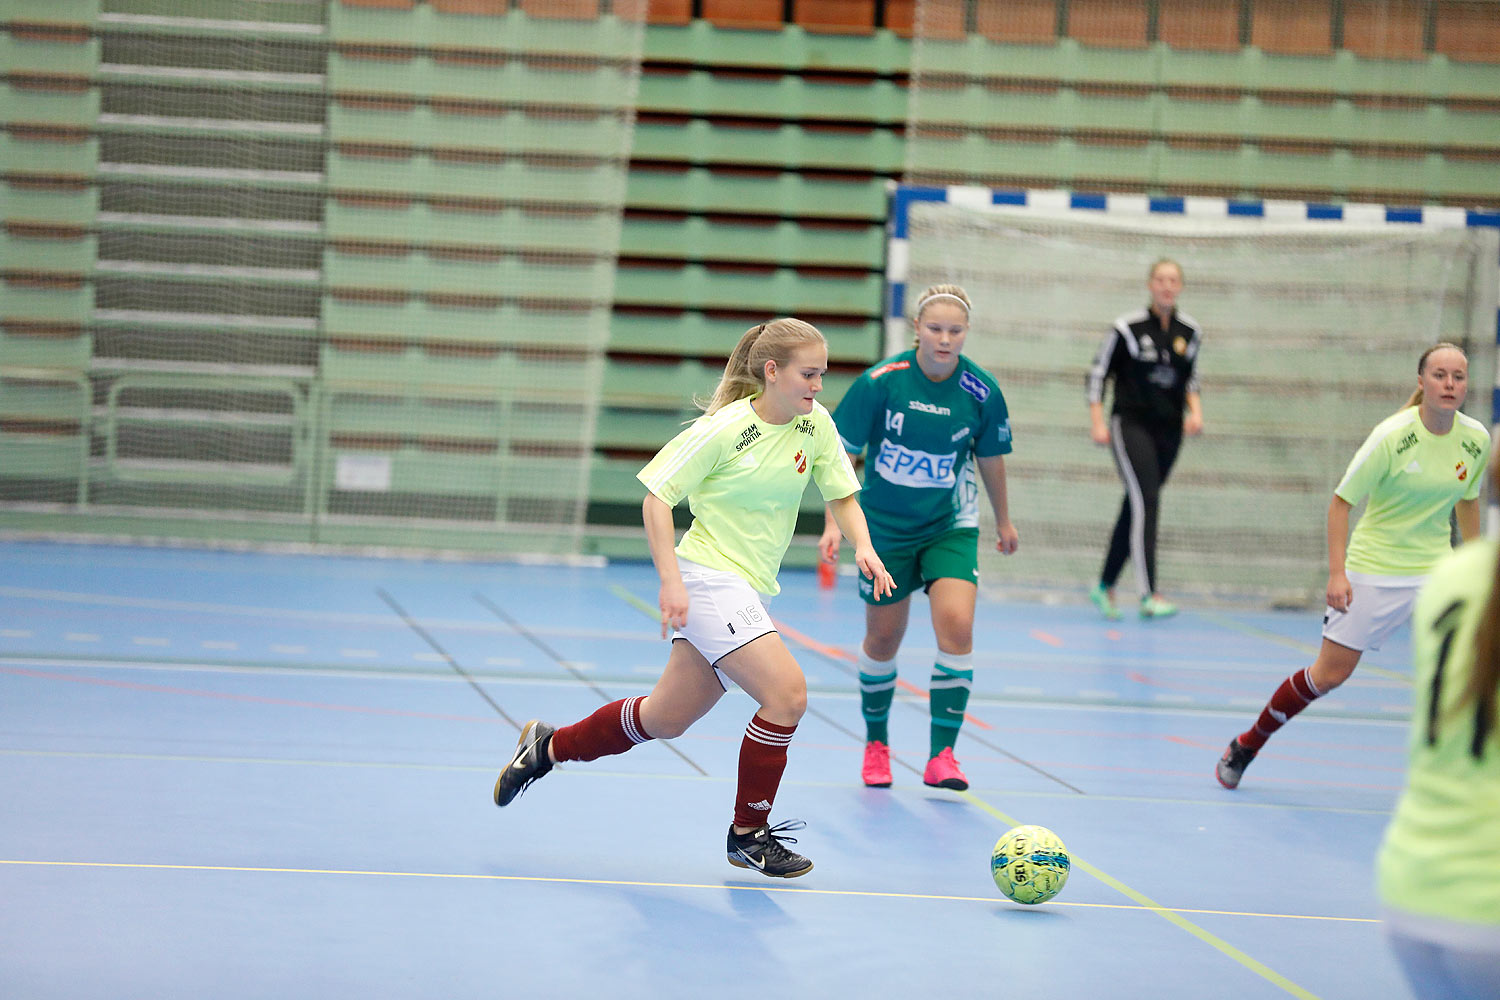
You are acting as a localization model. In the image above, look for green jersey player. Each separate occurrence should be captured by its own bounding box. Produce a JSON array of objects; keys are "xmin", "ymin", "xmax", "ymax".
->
[
  {"xmin": 820, "ymin": 284, "xmax": 1018, "ymax": 791},
  {"xmin": 1218, "ymin": 343, "xmax": 1489, "ymax": 789}
]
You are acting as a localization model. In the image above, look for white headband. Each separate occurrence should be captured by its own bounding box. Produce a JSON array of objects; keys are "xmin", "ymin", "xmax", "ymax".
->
[{"xmin": 914, "ymin": 292, "xmax": 970, "ymax": 318}]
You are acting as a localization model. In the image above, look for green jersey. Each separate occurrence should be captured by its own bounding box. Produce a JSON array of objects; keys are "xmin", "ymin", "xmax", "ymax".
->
[
  {"xmin": 1335, "ymin": 407, "xmax": 1489, "ymax": 577},
  {"xmin": 832, "ymin": 350, "xmax": 1012, "ymax": 545},
  {"xmin": 637, "ymin": 396, "xmax": 860, "ymax": 596},
  {"xmin": 1377, "ymin": 538, "xmax": 1500, "ymax": 926}
]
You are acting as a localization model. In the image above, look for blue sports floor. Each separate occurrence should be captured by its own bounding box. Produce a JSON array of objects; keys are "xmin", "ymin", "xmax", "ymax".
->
[{"xmin": 0, "ymin": 540, "xmax": 1419, "ymax": 999}]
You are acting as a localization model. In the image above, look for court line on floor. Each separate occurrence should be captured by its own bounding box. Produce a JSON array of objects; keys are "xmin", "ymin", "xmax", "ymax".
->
[
  {"xmin": 475, "ymin": 588, "xmax": 709, "ymax": 777},
  {"xmin": 1191, "ymin": 609, "xmax": 1407, "ymax": 683},
  {"xmin": 376, "ymin": 588, "xmax": 522, "ymax": 730},
  {"xmin": 0, "ymin": 747, "xmax": 1400, "ymax": 814},
  {"xmin": 0, "ymin": 858, "xmax": 1375, "ymax": 927},
  {"xmin": 957, "ymin": 791, "xmax": 1319, "ymax": 1000},
  {"xmin": 0, "ymin": 664, "xmax": 506, "ymax": 724},
  {"xmin": 761, "ymin": 607, "xmax": 1089, "ymax": 795}
]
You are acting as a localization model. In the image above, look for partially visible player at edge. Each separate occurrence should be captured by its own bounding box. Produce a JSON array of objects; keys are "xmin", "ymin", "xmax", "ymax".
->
[
  {"xmin": 493, "ymin": 318, "xmax": 895, "ymax": 879},
  {"xmin": 1218, "ymin": 343, "xmax": 1489, "ymax": 789},
  {"xmin": 819, "ymin": 284, "xmax": 1017, "ymax": 791},
  {"xmin": 1377, "ymin": 446, "xmax": 1500, "ymax": 1000}
]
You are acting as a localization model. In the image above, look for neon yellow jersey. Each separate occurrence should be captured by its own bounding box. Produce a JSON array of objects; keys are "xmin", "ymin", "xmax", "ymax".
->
[
  {"xmin": 1377, "ymin": 538, "xmax": 1500, "ymax": 926},
  {"xmin": 1335, "ymin": 408, "xmax": 1489, "ymax": 577},
  {"xmin": 637, "ymin": 396, "xmax": 860, "ymax": 596}
]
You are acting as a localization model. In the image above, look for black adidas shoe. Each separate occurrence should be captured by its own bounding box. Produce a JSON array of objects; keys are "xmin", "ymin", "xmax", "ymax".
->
[
  {"xmin": 1216, "ymin": 736, "xmax": 1257, "ymax": 790},
  {"xmin": 727, "ymin": 819, "xmax": 814, "ymax": 879},
  {"xmin": 493, "ymin": 720, "xmax": 555, "ymax": 806}
]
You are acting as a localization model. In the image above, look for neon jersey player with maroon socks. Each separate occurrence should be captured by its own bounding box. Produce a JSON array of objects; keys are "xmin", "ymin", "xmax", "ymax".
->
[
  {"xmin": 1217, "ymin": 343, "xmax": 1488, "ymax": 789},
  {"xmin": 493, "ymin": 318, "xmax": 894, "ymax": 878}
]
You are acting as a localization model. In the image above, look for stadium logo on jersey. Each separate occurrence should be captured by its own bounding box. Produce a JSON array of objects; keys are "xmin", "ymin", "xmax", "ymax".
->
[
  {"xmin": 1456, "ymin": 461, "xmax": 1469, "ymax": 482},
  {"xmin": 735, "ymin": 424, "xmax": 762, "ymax": 452},
  {"xmin": 873, "ymin": 441, "xmax": 956, "ymax": 489},
  {"xmin": 959, "ymin": 371, "xmax": 989, "ymax": 402},
  {"xmin": 909, "ymin": 400, "xmax": 951, "ymax": 416},
  {"xmin": 870, "ymin": 360, "xmax": 910, "ymax": 380},
  {"xmin": 793, "ymin": 450, "xmax": 808, "ymax": 474}
]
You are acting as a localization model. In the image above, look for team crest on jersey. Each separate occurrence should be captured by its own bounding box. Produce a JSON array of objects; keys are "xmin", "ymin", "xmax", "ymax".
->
[
  {"xmin": 870, "ymin": 360, "xmax": 910, "ymax": 380},
  {"xmin": 793, "ymin": 450, "xmax": 808, "ymax": 474},
  {"xmin": 958, "ymin": 371, "xmax": 989, "ymax": 402},
  {"xmin": 1456, "ymin": 461, "xmax": 1469, "ymax": 482},
  {"xmin": 1172, "ymin": 335, "xmax": 1187, "ymax": 355}
]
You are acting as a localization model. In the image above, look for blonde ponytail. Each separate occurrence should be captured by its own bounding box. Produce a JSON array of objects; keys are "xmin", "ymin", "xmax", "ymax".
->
[{"xmin": 697, "ymin": 318, "xmax": 825, "ymax": 416}]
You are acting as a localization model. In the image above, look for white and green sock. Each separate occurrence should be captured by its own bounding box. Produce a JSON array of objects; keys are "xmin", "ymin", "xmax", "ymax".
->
[
  {"xmin": 858, "ymin": 650, "xmax": 898, "ymax": 745},
  {"xmin": 929, "ymin": 651, "xmax": 974, "ymax": 758}
]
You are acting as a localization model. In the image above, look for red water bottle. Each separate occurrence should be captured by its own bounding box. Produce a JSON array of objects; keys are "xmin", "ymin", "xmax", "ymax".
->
[{"xmin": 818, "ymin": 559, "xmax": 837, "ymax": 589}]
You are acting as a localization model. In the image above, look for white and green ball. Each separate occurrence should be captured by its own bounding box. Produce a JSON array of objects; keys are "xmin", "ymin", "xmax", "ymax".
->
[{"xmin": 990, "ymin": 824, "xmax": 1070, "ymax": 905}]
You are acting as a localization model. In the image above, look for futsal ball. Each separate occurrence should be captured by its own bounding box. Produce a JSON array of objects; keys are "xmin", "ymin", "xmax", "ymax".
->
[{"xmin": 990, "ymin": 824, "xmax": 1070, "ymax": 905}]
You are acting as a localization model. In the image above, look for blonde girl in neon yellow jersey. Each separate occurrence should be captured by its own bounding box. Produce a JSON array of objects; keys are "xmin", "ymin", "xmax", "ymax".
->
[
  {"xmin": 1218, "ymin": 343, "xmax": 1489, "ymax": 789},
  {"xmin": 494, "ymin": 319, "xmax": 894, "ymax": 879}
]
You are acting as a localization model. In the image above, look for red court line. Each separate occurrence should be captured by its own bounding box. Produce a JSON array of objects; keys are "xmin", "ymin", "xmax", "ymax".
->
[
  {"xmin": 1029, "ymin": 629, "xmax": 1063, "ymax": 648},
  {"xmin": 0, "ymin": 665, "xmax": 503, "ymax": 725},
  {"xmin": 771, "ymin": 618, "xmax": 992, "ymax": 731}
]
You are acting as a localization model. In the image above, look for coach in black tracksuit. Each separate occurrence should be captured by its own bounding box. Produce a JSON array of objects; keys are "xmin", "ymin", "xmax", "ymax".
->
[{"xmin": 1084, "ymin": 258, "xmax": 1204, "ymax": 621}]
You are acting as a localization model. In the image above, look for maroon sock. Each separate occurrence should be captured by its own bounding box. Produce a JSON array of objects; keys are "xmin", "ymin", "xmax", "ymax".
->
[
  {"xmin": 733, "ymin": 714, "xmax": 797, "ymax": 829},
  {"xmin": 549, "ymin": 697, "xmax": 652, "ymax": 762},
  {"xmin": 1239, "ymin": 668, "xmax": 1323, "ymax": 752}
]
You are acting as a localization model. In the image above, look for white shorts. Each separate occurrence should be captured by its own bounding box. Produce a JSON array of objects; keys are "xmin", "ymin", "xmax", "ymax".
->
[
  {"xmin": 673, "ymin": 558, "xmax": 778, "ymax": 688},
  {"xmin": 1322, "ymin": 572, "xmax": 1420, "ymax": 652}
]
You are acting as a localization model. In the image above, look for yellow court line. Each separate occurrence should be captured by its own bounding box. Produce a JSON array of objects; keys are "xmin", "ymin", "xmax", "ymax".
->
[
  {"xmin": 1193, "ymin": 609, "xmax": 1407, "ymax": 683},
  {"xmin": 609, "ymin": 584, "xmax": 660, "ymax": 622},
  {"xmin": 0, "ymin": 859, "xmax": 1373, "ymax": 926},
  {"xmin": 959, "ymin": 791, "xmax": 1321, "ymax": 1000}
]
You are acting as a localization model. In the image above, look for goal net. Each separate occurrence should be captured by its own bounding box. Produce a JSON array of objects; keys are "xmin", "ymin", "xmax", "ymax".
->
[{"xmin": 892, "ymin": 190, "xmax": 1499, "ymax": 605}]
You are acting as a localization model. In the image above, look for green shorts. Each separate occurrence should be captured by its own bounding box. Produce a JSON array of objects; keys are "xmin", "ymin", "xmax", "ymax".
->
[{"xmin": 857, "ymin": 527, "xmax": 979, "ymax": 606}]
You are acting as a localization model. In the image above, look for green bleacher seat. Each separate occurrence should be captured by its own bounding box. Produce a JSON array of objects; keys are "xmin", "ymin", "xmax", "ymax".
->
[
  {"xmin": 323, "ymin": 297, "xmax": 609, "ymax": 348},
  {"xmin": 1, "ymin": 30, "xmax": 100, "ymax": 77},
  {"xmin": 0, "ymin": 280, "xmax": 91, "ymax": 325},
  {"xmin": 625, "ymin": 166, "xmax": 887, "ymax": 220},
  {"xmin": 324, "ymin": 247, "xmax": 614, "ymax": 298},
  {"xmin": 640, "ymin": 21, "xmax": 908, "ymax": 74},
  {"xmin": 631, "ymin": 119, "xmax": 903, "ymax": 172},
  {"xmin": 613, "ymin": 261, "xmax": 882, "ymax": 314},
  {"xmin": 326, "ymin": 199, "xmax": 617, "ymax": 250},
  {"xmin": 636, "ymin": 70, "xmax": 905, "ymax": 123},
  {"xmin": 330, "ymin": 5, "xmax": 645, "ymax": 59},
  {"xmin": 0, "ymin": 329, "xmax": 91, "ymax": 369},
  {"xmin": 620, "ymin": 214, "xmax": 882, "ymax": 268},
  {"xmin": 0, "ymin": 133, "xmax": 99, "ymax": 178},
  {"xmin": 0, "ymin": 231, "xmax": 96, "ymax": 273},
  {"xmin": 2, "ymin": 180, "xmax": 99, "ymax": 227},
  {"xmin": 326, "ymin": 151, "xmax": 625, "ymax": 204},
  {"xmin": 106, "ymin": 0, "xmax": 325, "ymax": 26},
  {"xmin": 608, "ymin": 310, "xmax": 879, "ymax": 363}
]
